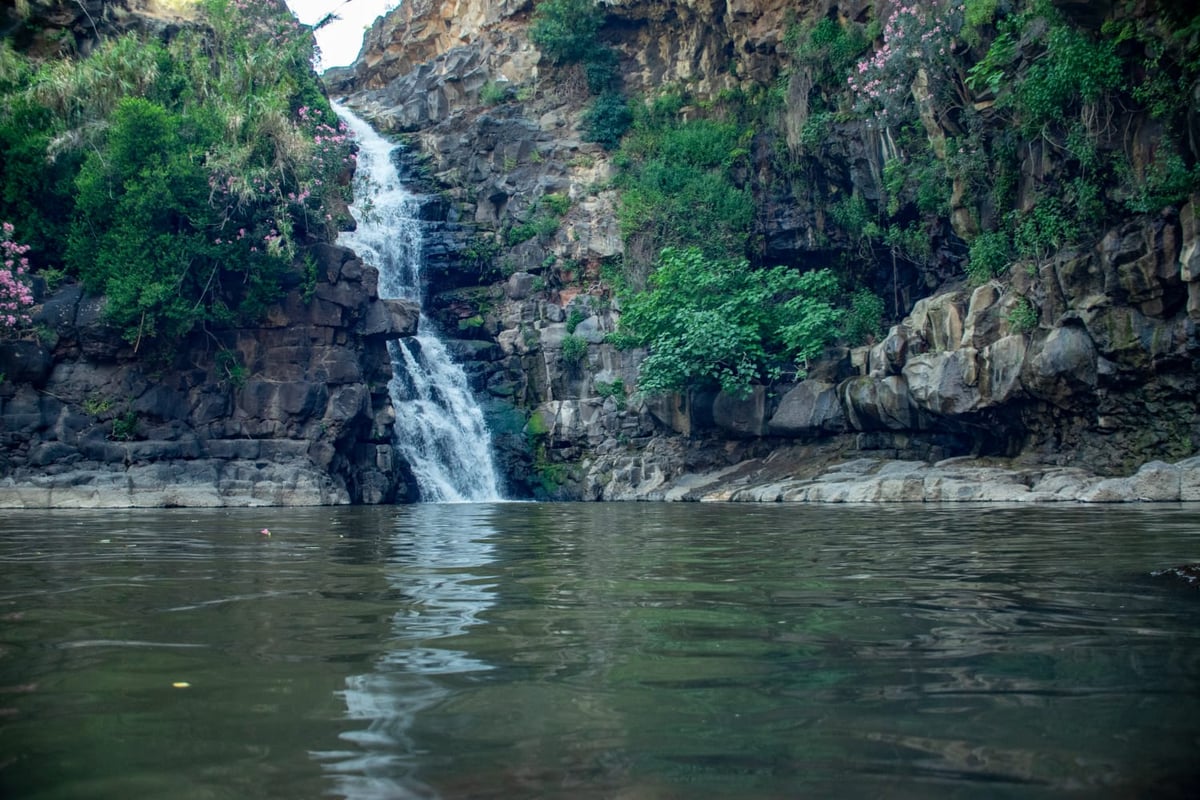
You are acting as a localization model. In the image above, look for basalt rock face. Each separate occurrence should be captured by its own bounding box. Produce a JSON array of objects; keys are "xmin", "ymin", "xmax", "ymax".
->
[
  {"xmin": 332, "ymin": 0, "xmax": 1200, "ymax": 500},
  {"xmin": 0, "ymin": 246, "xmax": 419, "ymax": 507}
]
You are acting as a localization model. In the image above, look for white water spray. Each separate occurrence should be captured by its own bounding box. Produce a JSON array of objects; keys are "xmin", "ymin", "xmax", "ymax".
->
[{"xmin": 335, "ymin": 105, "xmax": 502, "ymax": 502}]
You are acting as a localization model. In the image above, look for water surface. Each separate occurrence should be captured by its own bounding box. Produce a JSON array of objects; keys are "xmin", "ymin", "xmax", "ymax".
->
[{"xmin": 1, "ymin": 504, "xmax": 1197, "ymax": 799}]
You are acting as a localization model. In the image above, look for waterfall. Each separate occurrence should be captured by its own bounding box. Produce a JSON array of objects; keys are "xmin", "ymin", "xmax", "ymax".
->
[{"xmin": 335, "ymin": 104, "xmax": 502, "ymax": 503}]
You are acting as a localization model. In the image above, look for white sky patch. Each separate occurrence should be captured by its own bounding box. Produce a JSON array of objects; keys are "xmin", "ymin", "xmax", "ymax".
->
[{"xmin": 284, "ymin": 0, "xmax": 399, "ymax": 69}]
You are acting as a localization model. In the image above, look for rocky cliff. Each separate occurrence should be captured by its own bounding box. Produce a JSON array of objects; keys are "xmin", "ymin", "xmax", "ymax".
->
[
  {"xmin": 0, "ymin": 0, "xmax": 422, "ymax": 507},
  {"xmin": 0, "ymin": 243, "xmax": 419, "ymax": 507},
  {"xmin": 330, "ymin": 0, "xmax": 1199, "ymax": 501}
]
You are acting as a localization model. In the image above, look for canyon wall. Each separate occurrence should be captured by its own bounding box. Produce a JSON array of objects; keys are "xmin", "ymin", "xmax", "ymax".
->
[{"xmin": 330, "ymin": 0, "xmax": 1199, "ymax": 500}]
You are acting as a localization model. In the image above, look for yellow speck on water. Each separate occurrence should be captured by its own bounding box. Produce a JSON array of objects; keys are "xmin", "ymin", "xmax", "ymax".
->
[{"xmin": 172, "ymin": 682, "xmax": 191, "ymax": 689}]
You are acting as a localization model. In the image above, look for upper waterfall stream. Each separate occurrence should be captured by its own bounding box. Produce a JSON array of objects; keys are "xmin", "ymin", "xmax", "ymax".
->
[{"xmin": 335, "ymin": 104, "xmax": 502, "ymax": 503}]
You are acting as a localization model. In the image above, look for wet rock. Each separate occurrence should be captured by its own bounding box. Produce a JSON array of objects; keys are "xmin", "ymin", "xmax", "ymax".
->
[
  {"xmin": 358, "ymin": 298, "xmax": 420, "ymax": 340},
  {"xmin": 1079, "ymin": 460, "xmax": 1182, "ymax": 502}
]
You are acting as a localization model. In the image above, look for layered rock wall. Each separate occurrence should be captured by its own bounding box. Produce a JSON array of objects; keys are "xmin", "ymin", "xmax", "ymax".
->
[{"xmin": 0, "ymin": 245, "xmax": 418, "ymax": 507}]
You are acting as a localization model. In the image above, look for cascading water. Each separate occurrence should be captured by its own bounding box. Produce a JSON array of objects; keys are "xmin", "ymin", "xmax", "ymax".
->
[{"xmin": 335, "ymin": 104, "xmax": 502, "ymax": 502}]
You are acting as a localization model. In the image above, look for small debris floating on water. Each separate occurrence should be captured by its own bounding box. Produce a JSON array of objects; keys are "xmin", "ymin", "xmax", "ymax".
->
[
  {"xmin": 259, "ymin": 528, "xmax": 271, "ymax": 537},
  {"xmin": 1151, "ymin": 563, "xmax": 1200, "ymax": 587},
  {"xmin": 172, "ymin": 682, "xmax": 191, "ymax": 689}
]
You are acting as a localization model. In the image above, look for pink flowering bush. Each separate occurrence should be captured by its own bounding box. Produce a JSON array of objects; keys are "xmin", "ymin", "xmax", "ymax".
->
[
  {"xmin": 1, "ymin": 222, "xmax": 34, "ymax": 333},
  {"xmin": 848, "ymin": 1, "xmax": 964, "ymax": 125}
]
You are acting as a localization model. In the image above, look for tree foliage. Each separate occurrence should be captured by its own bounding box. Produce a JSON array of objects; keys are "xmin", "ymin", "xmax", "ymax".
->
[
  {"xmin": 618, "ymin": 248, "xmax": 843, "ymax": 397},
  {"xmin": 528, "ymin": 0, "xmax": 603, "ymax": 64}
]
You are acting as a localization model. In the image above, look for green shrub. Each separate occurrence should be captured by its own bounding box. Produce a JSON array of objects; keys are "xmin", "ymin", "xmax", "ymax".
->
[
  {"xmin": 1012, "ymin": 23, "xmax": 1122, "ymax": 132},
  {"xmin": 583, "ymin": 47, "xmax": 619, "ymax": 94},
  {"xmin": 542, "ymin": 193, "xmax": 571, "ymax": 217},
  {"xmin": 615, "ymin": 111, "xmax": 755, "ymax": 261},
  {"xmin": 560, "ymin": 333, "xmax": 588, "ymax": 366},
  {"xmin": 216, "ymin": 348, "xmax": 248, "ymax": 390},
  {"xmin": 1005, "ymin": 297, "xmax": 1038, "ymax": 333},
  {"xmin": 529, "ymin": 0, "xmax": 603, "ymax": 64},
  {"xmin": 480, "ymin": 81, "xmax": 508, "ymax": 105},
  {"xmin": 829, "ymin": 194, "xmax": 881, "ymax": 247},
  {"xmin": 966, "ymin": 230, "xmax": 1011, "ymax": 284},
  {"xmin": 111, "ymin": 409, "xmax": 139, "ymax": 441},
  {"xmin": 565, "ymin": 307, "xmax": 587, "ymax": 334},
  {"xmin": 843, "ymin": 289, "xmax": 885, "ymax": 345},
  {"xmin": 1124, "ymin": 144, "xmax": 1200, "ymax": 214},
  {"xmin": 594, "ymin": 378, "xmax": 627, "ymax": 409},
  {"xmin": 787, "ymin": 16, "xmax": 870, "ymax": 87},
  {"xmin": 1, "ymin": 0, "xmax": 350, "ymax": 350},
  {"xmin": 618, "ymin": 247, "xmax": 844, "ymax": 397},
  {"xmin": 583, "ymin": 91, "xmax": 632, "ymax": 149},
  {"xmin": 1010, "ymin": 196, "xmax": 1076, "ymax": 266}
]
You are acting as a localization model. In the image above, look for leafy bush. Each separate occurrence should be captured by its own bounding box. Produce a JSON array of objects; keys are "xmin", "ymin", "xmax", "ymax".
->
[
  {"xmin": 565, "ymin": 307, "xmax": 587, "ymax": 334},
  {"xmin": 966, "ymin": 230, "xmax": 1011, "ymax": 284},
  {"xmin": 787, "ymin": 16, "xmax": 870, "ymax": 87},
  {"xmin": 583, "ymin": 46, "xmax": 619, "ymax": 94},
  {"xmin": 583, "ymin": 91, "xmax": 632, "ymax": 149},
  {"xmin": 505, "ymin": 194, "xmax": 570, "ymax": 245},
  {"xmin": 843, "ymin": 289, "xmax": 885, "ymax": 345},
  {"xmin": 1010, "ymin": 196, "xmax": 1076, "ymax": 266},
  {"xmin": 618, "ymin": 247, "xmax": 844, "ymax": 397},
  {"xmin": 1005, "ymin": 297, "xmax": 1038, "ymax": 333},
  {"xmin": 529, "ymin": 0, "xmax": 603, "ymax": 64},
  {"xmin": 542, "ymin": 193, "xmax": 571, "ymax": 217},
  {"xmin": 1013, "ymin": 24, "xmax": 1122, "ymax": 132},
  {"xmin": 1123, "ymin": 143, "xmax": 1200, "ymax": 214},
  {"xmin": 615, "ymin": 112, "xmax": 754, "ymax": 260},
  {"xmin": 111, "ymin": 409, "xmax": 139, "ymax": 441},
  {"xmin": 594, "ymin": 378, "xmax": 627, "ymax": 409},
  {"xmin": 480, "ymin": 81, "xmax": 508, "ymax": 105},
  {"xmin": 560, "ymin": 333, "xmax": 588, "ymax": 367}
]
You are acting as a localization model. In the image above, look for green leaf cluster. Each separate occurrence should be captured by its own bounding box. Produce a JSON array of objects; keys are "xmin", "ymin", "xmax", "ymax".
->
[
  {"xmin": 528, "ymin": 0, "xmax": 603, "ymax": 65},
  {"xmin": 966, "ymin": 230, "xmax": 1011, "ymax": 285},
  {"xmin": 618, "ymin": 247, "xmax": 843, "ymax": 397},
  {"xmin": 0, "ymin": 0, "xmax": 350, "ymax": 348},
  {"xmin": 1011, "ymin": 24, "xmax": 1122, "ymax": 132}
]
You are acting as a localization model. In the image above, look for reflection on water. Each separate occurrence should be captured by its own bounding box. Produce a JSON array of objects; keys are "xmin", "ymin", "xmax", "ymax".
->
[
  {"xmin": 0, "ymin": 504, "xmax": 1198, "ymax": 800},
  {"xmin": 315, "ymin": 506, "xmax": 499, "ymax": 800}
]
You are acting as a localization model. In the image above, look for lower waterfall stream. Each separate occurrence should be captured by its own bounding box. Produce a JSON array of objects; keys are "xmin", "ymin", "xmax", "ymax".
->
[{"xmin": 335, "ymin": 104, "xmax": 502, "ymax": 503}]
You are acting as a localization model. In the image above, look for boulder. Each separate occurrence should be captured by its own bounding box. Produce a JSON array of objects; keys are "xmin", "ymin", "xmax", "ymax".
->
[
  {"xmin": 904, "ymin": 348, "xmax": 981, "ymax": 417},
  {"xmin": 839, "ymin": 375, "xmax": 921, "ymax": 431},
  {"xmin": 1023, "ymin": 325, "xmax": 1097, "ymax": 407},
  {"xmin": 908, "ymin": 291, "xmax": 966, "ymax": 352},
  {"xmin": 768, "ymin": 380, "xmax": 846, "ymax": 436}
]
